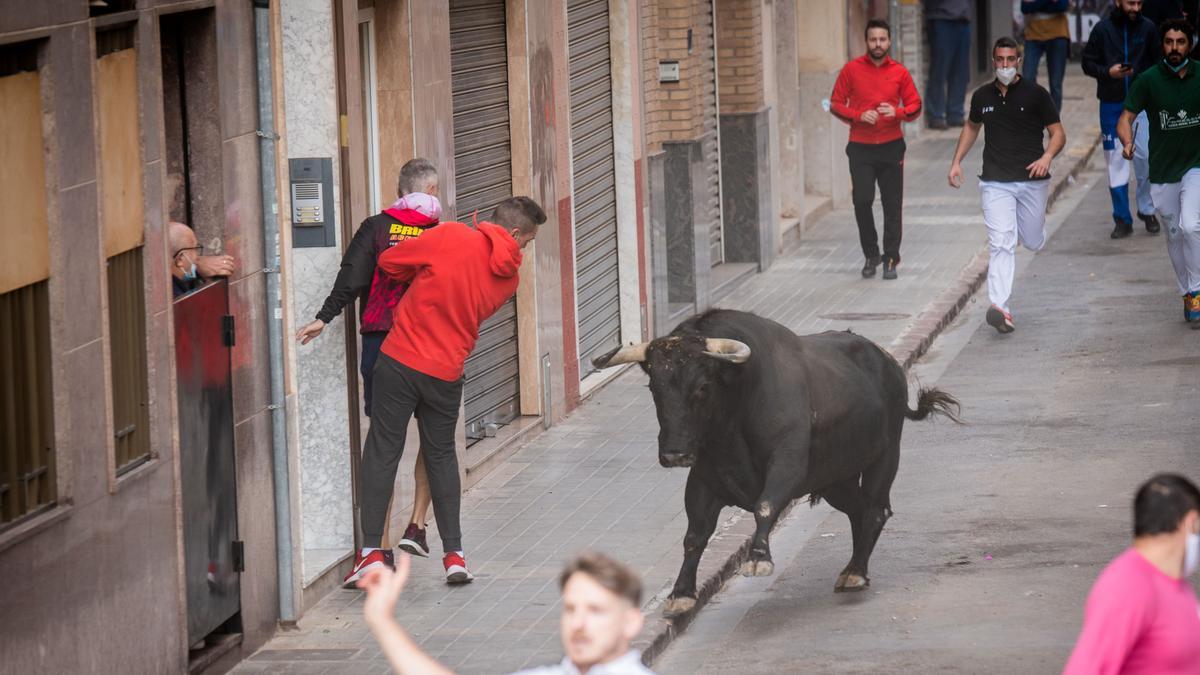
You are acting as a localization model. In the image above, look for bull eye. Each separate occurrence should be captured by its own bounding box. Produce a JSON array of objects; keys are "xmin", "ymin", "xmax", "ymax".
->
[{"xmin": 694, "ymin": 382, "xmax": 708, "ymax": 399}]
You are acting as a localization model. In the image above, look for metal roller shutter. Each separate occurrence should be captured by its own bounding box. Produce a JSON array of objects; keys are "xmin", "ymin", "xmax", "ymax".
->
[
  {"xmin": 450, "ymin": 0, "xmax": 521, "ymax": 441},
  {"xmin": 699, "ymin": 0, "xmax": 724, "ymax": 266},
  {"xmin": 567, "ymin": 0, "xmax": 622, "ymax": 378}
]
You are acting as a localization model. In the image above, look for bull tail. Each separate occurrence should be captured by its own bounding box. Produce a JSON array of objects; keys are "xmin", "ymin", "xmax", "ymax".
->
[{"xmin": 904, "ymin": 387, "xmax": 962, "ymax": 423}]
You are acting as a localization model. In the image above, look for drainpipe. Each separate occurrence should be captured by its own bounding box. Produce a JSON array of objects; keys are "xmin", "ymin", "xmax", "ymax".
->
[{"xmin": 253, "ymin": 0, "xmax": 296, "ymax": 623}]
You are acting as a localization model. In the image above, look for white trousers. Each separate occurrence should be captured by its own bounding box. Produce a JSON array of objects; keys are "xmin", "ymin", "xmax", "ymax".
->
[
  {"xmin": 1150, "ymin": 167, "xmax": 1200, "ymax": 295},
  {"xmin": 981, "ymin": 180, "xmax": 1050, "ymax": 312}
]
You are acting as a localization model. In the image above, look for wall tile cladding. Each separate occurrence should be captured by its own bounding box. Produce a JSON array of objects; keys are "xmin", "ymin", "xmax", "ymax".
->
[{"xmin": 716, "ymin": 0, "xmax": 763, "ymax": 114}]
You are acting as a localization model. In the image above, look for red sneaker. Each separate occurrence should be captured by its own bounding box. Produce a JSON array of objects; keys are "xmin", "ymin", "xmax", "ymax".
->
[
  {"xmin": 397, "ymin": 523, "xmax": 430, "ymax": 557},
  {"xmin": 343, "ymin": 549, "xmax": 395, "ymax": 588},
  {"xmin": 443, "ymin": 552, "xmax": 475, "ymax": 584}
]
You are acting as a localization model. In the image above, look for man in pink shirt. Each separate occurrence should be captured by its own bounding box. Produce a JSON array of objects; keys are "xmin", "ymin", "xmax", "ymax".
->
[{"xmin": 1064, "ymin": 473, "xmax": 1200, "ymax": 674}]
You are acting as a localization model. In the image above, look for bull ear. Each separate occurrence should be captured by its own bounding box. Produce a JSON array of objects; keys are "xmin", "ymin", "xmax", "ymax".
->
[
  {"xmin": 703, "ymin": 338, "xmax": 751, "ymax": 364},
  {"xmin": 592, "ymin": 342, "xmax": 648, "ymax": 368}
]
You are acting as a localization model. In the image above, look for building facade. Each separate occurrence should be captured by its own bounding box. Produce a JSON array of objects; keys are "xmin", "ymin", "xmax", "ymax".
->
[{"xmin": 0, "ymin": 0, "xmax": 284, "ymax": 672}]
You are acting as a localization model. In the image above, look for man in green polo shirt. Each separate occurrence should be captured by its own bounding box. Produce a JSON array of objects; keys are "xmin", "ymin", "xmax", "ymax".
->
[{"xmin": 1118, "ymin": 19, "xmax": 1200, "ymax": 322}]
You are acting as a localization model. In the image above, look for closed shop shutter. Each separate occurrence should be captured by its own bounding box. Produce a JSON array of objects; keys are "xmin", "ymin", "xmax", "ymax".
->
[
  {"xmin": 450, "ymin": 0, "xmax": 521, "ymax": 441},
  {"xmin": 568, "ymin": 0, "xmax": 622, "ymax": 377},
  {"xmin": 699, "ymin": 0, "xmax": 724, "ymax": 266}
]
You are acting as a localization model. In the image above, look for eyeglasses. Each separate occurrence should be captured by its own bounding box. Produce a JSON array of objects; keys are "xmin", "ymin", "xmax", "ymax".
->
[{"xmin": 173, "ymin": 245, "xmax": 205, "ymax": 259}]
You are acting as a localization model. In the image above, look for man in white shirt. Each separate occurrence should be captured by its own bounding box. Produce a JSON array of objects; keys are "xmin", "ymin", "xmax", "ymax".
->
[{"xmin": 359, "ymin": 551, "xmax": 656, "ymax": 674}]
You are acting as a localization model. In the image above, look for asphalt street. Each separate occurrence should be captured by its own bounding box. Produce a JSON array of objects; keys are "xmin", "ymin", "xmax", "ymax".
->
[{"xmin": 654, "ymin": 162, "xmax": 1199, "ymax": 673}]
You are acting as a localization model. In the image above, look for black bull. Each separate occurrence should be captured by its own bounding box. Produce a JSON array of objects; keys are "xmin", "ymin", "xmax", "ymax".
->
[{"xmin": 593, "ymin": 309, "xmax": 959, "ymax": 616}]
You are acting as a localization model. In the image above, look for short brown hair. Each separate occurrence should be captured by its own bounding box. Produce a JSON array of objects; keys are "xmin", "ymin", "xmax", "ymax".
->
[
  {"xmin": 992, "ymin": 36, "xmax": 1021, "ymax": 58},
  {"xmin": 491, "ymin": 196, "xmax": 547, "ymax": 235},
  {"xmin": 558, "ymin": 551, "xmax": 642, "ymax": 606}
]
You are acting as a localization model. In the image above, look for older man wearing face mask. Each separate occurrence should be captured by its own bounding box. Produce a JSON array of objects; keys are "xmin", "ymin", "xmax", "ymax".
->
[
  {"xmin": 168, "ymin": 221, "xmax": 236, "ymax": 298},
  {"xmin": 1063, "ymin": 473, "xmax": 1200, "ymax": 674}
]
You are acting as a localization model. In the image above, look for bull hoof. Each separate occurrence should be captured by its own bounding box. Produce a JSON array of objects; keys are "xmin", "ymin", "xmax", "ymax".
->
[
  {"xmin": 834, "ymin": 572, "xmax": 869, "ymax": 592},
  {"xmin": 663, "ymin": 596, "xmax": 697, "ymax": 617},
  {"xmin": 739, "ymin": 559, "xmax": 775, "ymax": 577}
]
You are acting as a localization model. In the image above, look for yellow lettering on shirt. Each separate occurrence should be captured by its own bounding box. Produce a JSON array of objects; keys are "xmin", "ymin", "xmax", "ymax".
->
[{"xmin": 387, "ymin": 222, "xmax": 430, "ymax": 247}]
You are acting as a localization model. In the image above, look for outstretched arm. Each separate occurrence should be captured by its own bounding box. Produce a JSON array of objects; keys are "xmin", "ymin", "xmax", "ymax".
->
[
  {"xmin": 947, "ymin": 121, "xmax": 982, "ymax": 188},
  {"xmin": 298, "ymin": 221, "xmax": 378, "ymax": 344},
  {"xmin": 360, "ymin": 557, "xmax": 456, "ymax": 675}
]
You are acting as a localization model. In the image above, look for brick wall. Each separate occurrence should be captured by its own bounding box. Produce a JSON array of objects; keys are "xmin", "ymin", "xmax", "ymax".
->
[
  {"xmin": 643, "ymin": 0, "xmax": 725, "ymax": 152},
  {"xmin": 643, "ymin": 0, "xmax": 685, "ymax": 152},
  {"xmin": 715, "ymin": 0, "xmax": 763, "ymax": 114}
]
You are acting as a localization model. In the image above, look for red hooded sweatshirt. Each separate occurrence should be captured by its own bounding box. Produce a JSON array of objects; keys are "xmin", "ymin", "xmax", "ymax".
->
[{"xmin": 376, "ymin": 220, "xmax": 522, "ymax": 381}]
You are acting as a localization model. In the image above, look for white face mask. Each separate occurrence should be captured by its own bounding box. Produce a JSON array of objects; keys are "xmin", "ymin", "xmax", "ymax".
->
[
  {"xmin": 1186, "ymin": 532, "xmax": 1199, "ymax": 577},
  {"xmin": 996, "ymin": 67, "xmax": 1018, "ymax": 85}
]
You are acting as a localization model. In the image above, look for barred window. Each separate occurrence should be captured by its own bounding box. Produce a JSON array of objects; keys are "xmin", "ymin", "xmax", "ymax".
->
[
  {"xmin": 96, "ymin": 27, "xmax": 149, "ymax": 476},
  {"xmin": 108, "ymin": 249, "xmax": 150, "ymax": 475},
  {"xmin": 1, "ymin": 40, "xmax": 55, "ymax": 531},
  {"xmin": 0, "ymin": 282, "xmax": 56, "ymax": 530}
]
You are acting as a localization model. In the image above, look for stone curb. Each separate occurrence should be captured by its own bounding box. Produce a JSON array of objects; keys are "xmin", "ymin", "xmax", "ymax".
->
[{"xmin": 635, "ymin": 127, "xmax": 1102, "ymax": 667}]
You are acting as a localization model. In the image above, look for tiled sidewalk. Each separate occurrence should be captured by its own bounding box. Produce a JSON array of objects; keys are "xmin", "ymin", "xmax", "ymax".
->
[{"xmin": 236, "ymin": 73, "xmax": 1100, "ymax": 675}]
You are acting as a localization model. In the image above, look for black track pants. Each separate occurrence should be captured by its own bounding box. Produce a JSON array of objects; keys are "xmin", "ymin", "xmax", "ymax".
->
[
  {"xmin": 359, "ymin": 353, "xmax": 463, "ymax": 552},
  {"xmin": 847, "ymin": 138, "xmax": 906, "ymax": 263}
]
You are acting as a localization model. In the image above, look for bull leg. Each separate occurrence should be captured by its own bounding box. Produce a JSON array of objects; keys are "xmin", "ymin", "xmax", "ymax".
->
[
  {"xmin": 665, "ymin": 471, "xmax": 723, "ymax": 617},
  {"xmin": 844, "ymin": 444, "xmax": 900, "ymax": 590},
  {"xmin": 741, "ymin": 467, "xmax": 799, "ymax": 578},
  {"xmin": 819, "ymin": 479, "xmax": 871, "ymax": 592}
]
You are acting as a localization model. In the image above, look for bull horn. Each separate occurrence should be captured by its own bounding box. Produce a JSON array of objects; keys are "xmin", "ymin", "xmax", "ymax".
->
[
  {"xmin": 592, "ymin": 342, "xmax": 648, "ymax": 369},
  {"xmin": 703, "ymin": 338, "xmax": 751, "ymax": 364}
]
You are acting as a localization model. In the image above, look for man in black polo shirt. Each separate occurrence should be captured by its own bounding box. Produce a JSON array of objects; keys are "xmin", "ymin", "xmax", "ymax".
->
[
  {"xmin": 948, "ymin": 36, "xmax": 1066, "ymax": 334},
  {"xmin": 1117, "ymin": 19, "xmax": 1200, "ymax": 322}
]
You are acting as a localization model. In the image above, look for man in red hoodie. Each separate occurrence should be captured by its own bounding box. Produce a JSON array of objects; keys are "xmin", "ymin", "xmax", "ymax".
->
[
  {"xmin": 345, "ymin": 196, "xmax": 546, "ymax": 585},
  {"xmin": 296, "ymin": 158, "xmax": 442, "ymax": 562},
  {"xmin": 830, "ymin": 18, "xmax": 922, "ymax": 280}
]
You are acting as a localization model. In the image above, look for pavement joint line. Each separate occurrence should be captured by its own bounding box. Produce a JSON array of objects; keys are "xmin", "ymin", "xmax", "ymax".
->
[
  {"xmin": 435, "ymin": 448, "xmax": 654, "ymax": 662},
  {"xmin": 636, "ymin": 121, "xmax": 1103, "ymax": 668}
]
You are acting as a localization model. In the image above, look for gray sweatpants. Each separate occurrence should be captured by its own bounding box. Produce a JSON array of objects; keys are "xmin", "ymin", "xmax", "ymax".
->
[{"xmin": 359, "ymin": 353, "xmax": 464, "ymax": 552}]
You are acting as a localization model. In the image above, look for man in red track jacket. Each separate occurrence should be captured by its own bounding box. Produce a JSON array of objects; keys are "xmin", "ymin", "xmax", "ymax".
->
[
  {"xmin": 345, "ymin": 196, "xmax": 546, "ymax": 587},
  {"xmin": 830, "ymin": 18, "xmax": 922, "ymax": 280}
]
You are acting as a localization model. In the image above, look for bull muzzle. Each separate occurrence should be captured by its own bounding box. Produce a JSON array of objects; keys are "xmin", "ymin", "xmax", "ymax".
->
[{"xmin": 658, "ymin": 452, "xmax": 696, "ymax": 468}]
